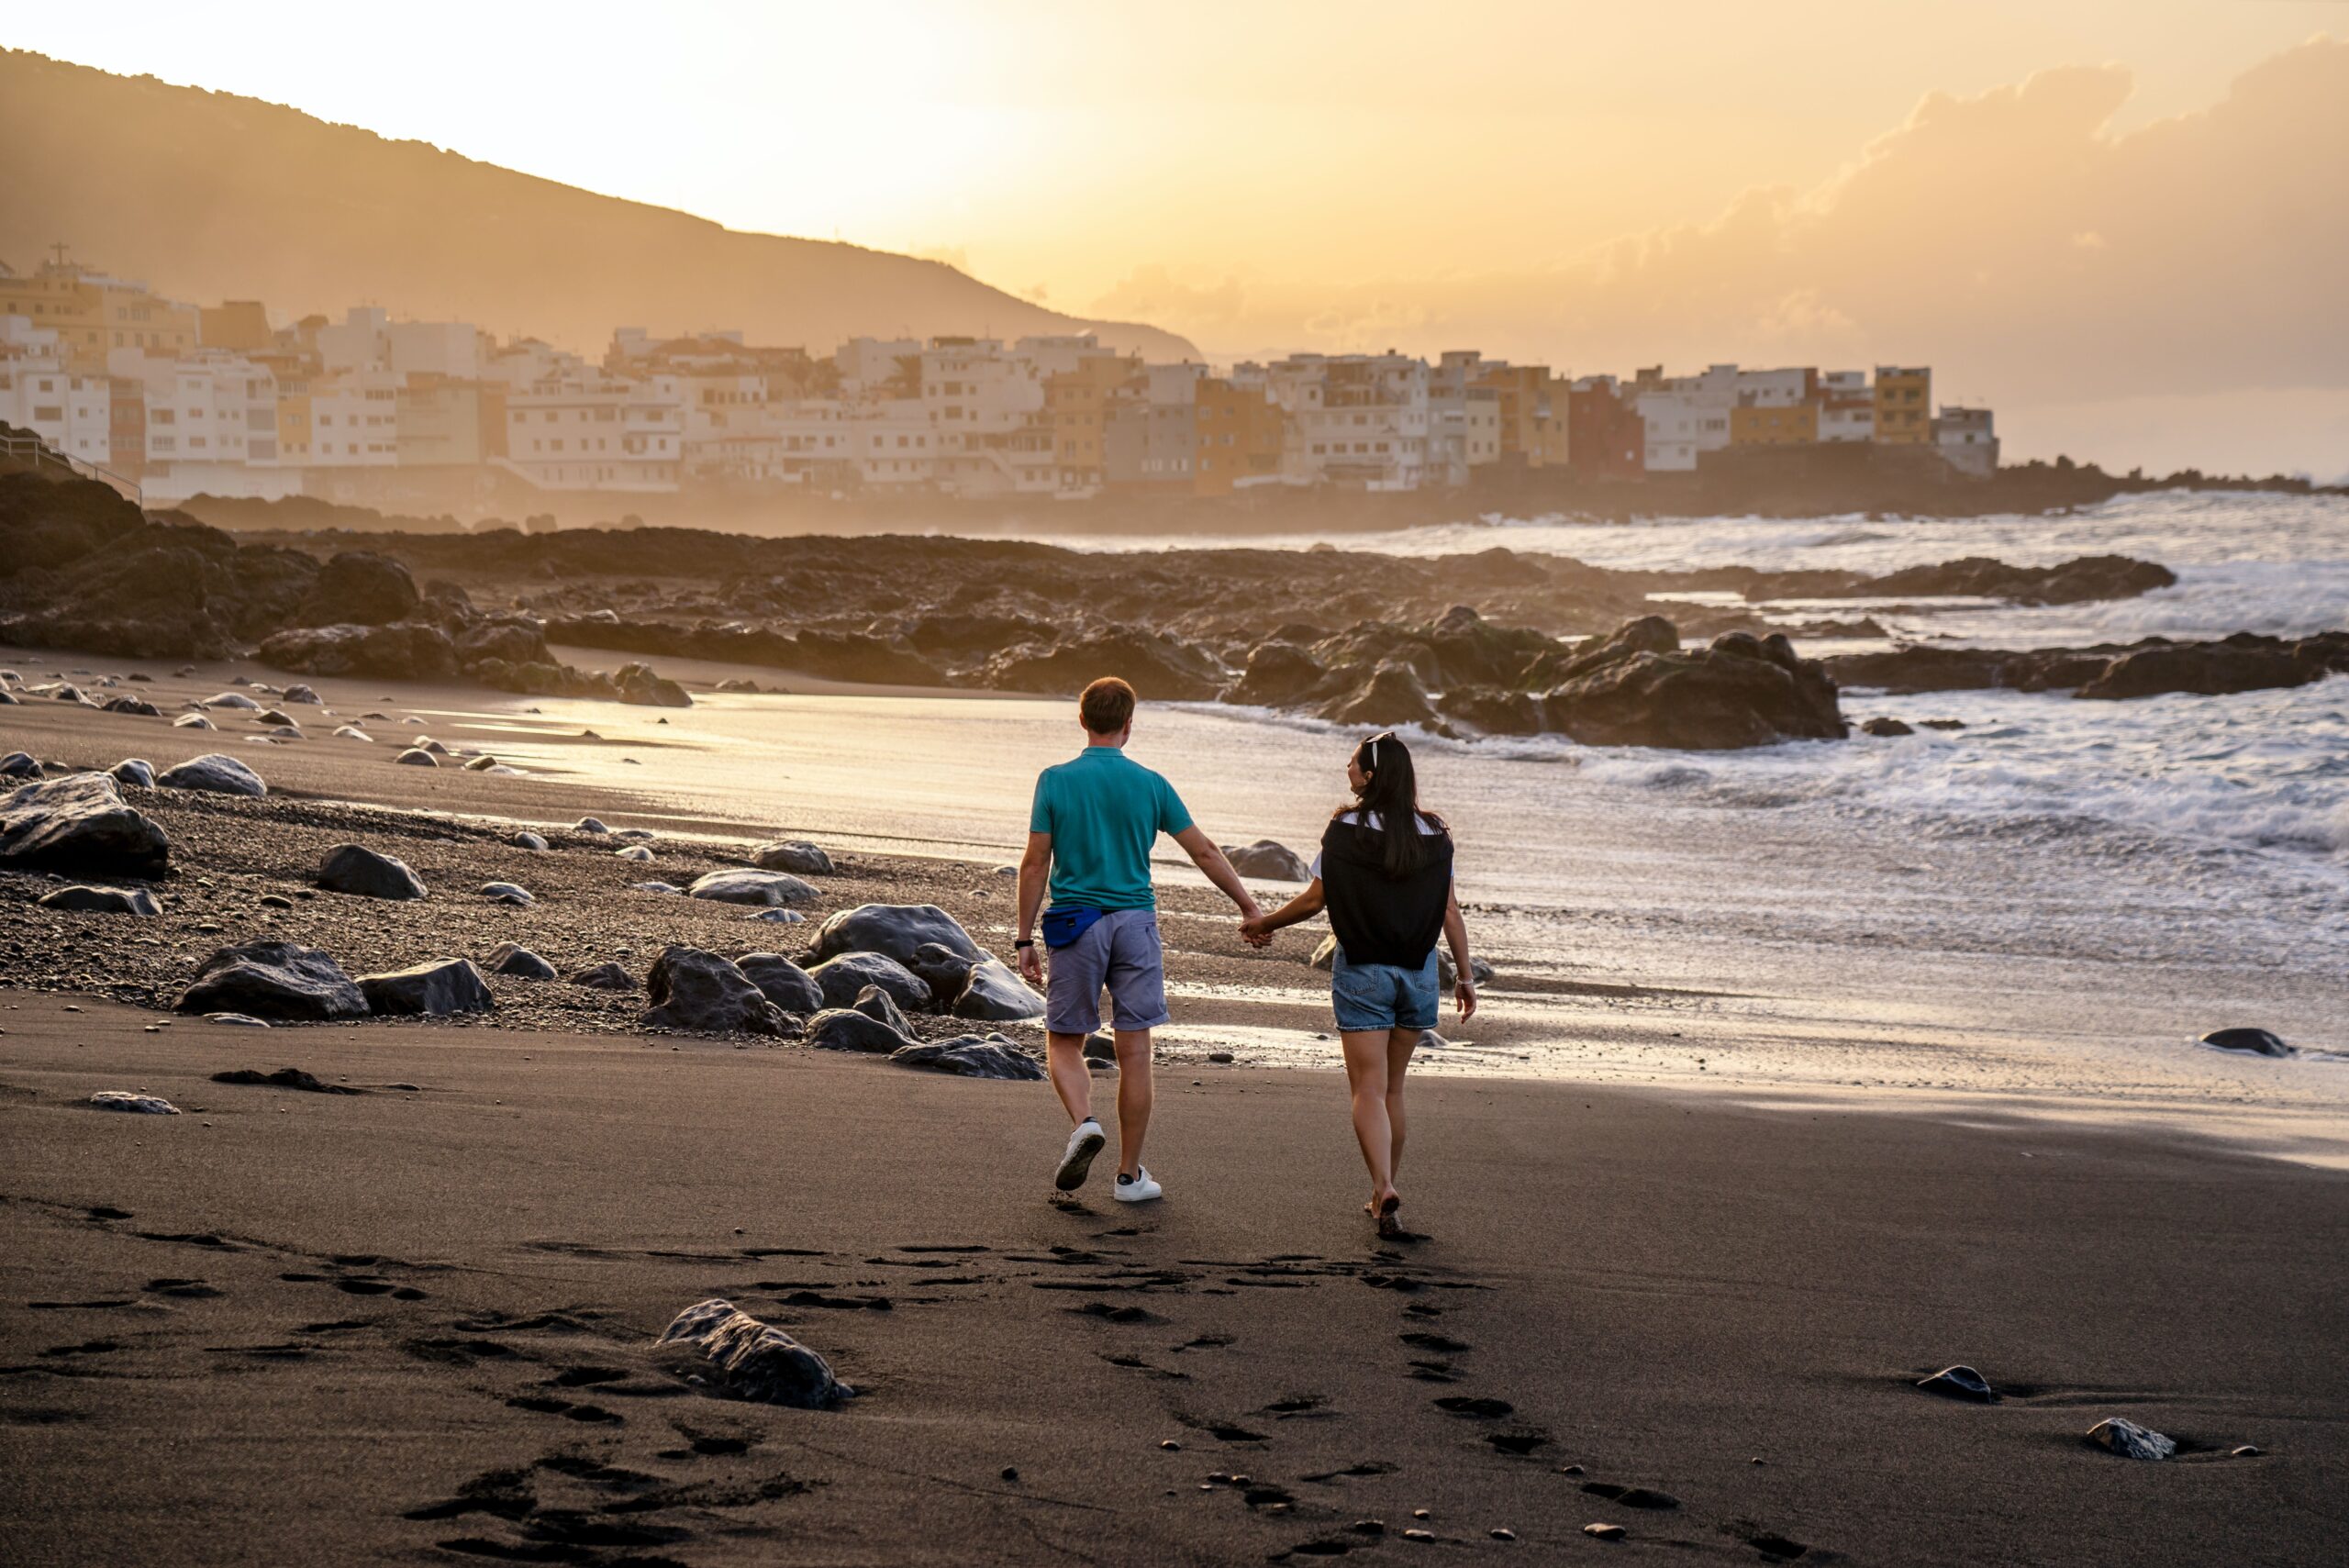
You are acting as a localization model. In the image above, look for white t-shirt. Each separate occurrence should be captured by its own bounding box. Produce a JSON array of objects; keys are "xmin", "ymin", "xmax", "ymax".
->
[{"xmin": 1310, "ymin": 810, "xmax": 1451, "ymax": 882}]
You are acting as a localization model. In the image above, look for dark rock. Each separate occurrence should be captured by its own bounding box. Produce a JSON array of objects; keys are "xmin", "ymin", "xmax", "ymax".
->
[
  {"xmin": 809, "ymin": 903, "xmax": 987, "ymax": 968},
  {"xmin": 486, "ymin": 942, "xmax": 559, "ymax": 980},
  {"xmin": 0, "ymin": 773, "xmax": 171, "ymax": 874},
  {"xmin": 0, "ymin": 751, "xmax": 41, "ymax": 780},
  {"xmin": 282, "ymin": 684, "xmax": 321, "ymax": 705},
  {"xmin": 317, "ymin": 843, "xmax": 429, "ymax": 901},
  {"xmin": 736, "ymin": 952, "xmax": 823, "ymax": 1014},
  {"xmin": 1319, "ymin": 661, "xmax": 1441, "ymax": 728},
  {"xmin": 851, "ymin": 984, "xmax": 913, "ymax": 1035},
  {"xmin": 951, "ymin": 960, "xmax": 1047, "ymax": 1021},
  {"xmin": 2086, "ymin": 1418, "xmax": 2176, "ymax": 1461},
  {"xmin": 616, "ymin": 662, "xmax": 692, "ymax": 707},
  {"xmin": 176, "ymin": 940, "xmax": 369, "ymax": 1020},
  {"xmin": 357, "ymin": 958, "xmax": 495, "ymax": 1017},
  {"xmin": 2200, "ymin": 1028, "xmax": 2293, "ymax": 1058},
  {"xmin": 38, "ymin": 884, "xmax": 159, "ymax": 916},
  {"xmin": 569, "ymin": 962, "xmax": 638, "ymax": 991},
  {"xmin": 210, "ymin": 1067, "xmax": 360, "ymax": 1094},
  {"xmin": 155, "ymin": 753, "xmax": 268, "ymax": 795},
  {"xmin": 1542, "ymin": 626, "xmax": 1846, "ymax": 750},
  {"xmin": 751, "ymin": 840, "xmax": 835, "ymax": 875},
  {"xmin": 256, "ymin": 622, "xmax": 458, "ymax": 681},
  {"xmin": 904, "ymin": 941, "xmax": 976, "ymax": 1003},
  {"xmin": 685, "ymin": 868, "xmax": 818, "ymax": 906},
  {"xmin": 511, "ymin": 831, "xmax": 548, "ymax": 851},
  {"xmin": 892, "ymin": 1033, "xmax": 1047, "ymax": 1081},
  {"xmin": 2078, "ymin": 631, "xmax": 2349, "ymax": 701},
  {"xmin": 1917, "ymin": 1365, "xmax": 1997, "ymax": 1402},
  {"xmin": 393, "ymin": 748, "xmax": 439, "ymax": 767},
  {"xmin": 478, "ymin": 882, "xmax": 532, "ymax": 905},
  {"xmin": 808, "ymin": 951, "xmax": 932, "ymax": 1012},
  {"xmin": 1860, "ymin": 717, "xmax": 1915, "ymax": 737},
  {"xmin": 101, "ymin": 695, "xmax": 161, "ymax": 717},
  {"xmin": 1220, "ymin": 840, "xmax": 1310, "ymax": 882},
  {"xmin": 107, "ymin": 758, "xmax": 155, "ymax": 788},
  {"xmin": 985, "ymin": 626, "xmax": 1226, "ymax": 702},
  {"xmin": 1438, "ymin": 685, "xmax": 1547, "ymax": 736},
  {"xmin": 640, "ymin": 946, "xmax": 789, "ymax": 1035},
  {"xmin": 1221, "ymin": 642, "xmax": 1327, "ymax": 708},
  {"xmin": 807, "ymin": 1007, "xmax": 915, "ymax": 1054},
  {"xmin": 294, "ymin": 550, "xmax": 420, "ymax": 628},
  {"xmin": 656, "ymin": 1298, "xmax": 848, "ymax": 1407}
]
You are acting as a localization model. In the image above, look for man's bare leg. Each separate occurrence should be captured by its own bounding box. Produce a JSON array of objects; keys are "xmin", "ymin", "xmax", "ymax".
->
[
  {"xmin": 1046, "ymin": 1031, "xmax": 1094, "ymax": 1126},
  {"xmin": 1114, "ymin": 1028, "xmax": 1153, "ymax": 1176}
]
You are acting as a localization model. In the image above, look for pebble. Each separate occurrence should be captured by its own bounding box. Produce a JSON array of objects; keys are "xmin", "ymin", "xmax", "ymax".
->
[
  {"xmin": 999, "ymin": 1467, "xmax": 1019, "ymax": 1482},
  {"xmin": 1350, "ymin": 1520, "xmax": 1385, "ymax": 1536},
  {"xmin": 1402, "ymin": 1528, "xmax": 1436, "ymax": 1541},
  {"xmin": 1489, "ymin": 1528, "xmax": 1516, "ymax": 1540},
  {"xmin": 1558, "ymin": 1464, "xmax": 1585, "ymax": 1475},
  {"xmin": 1208, "ymin": 1051, "xmax": 1234, "ymax": 1063},
  {"xmin": 2232, "ymin": 1444, "xmax": 2262, "ymax": 1458},
  {"xmin": 1161, "ymin": 1440, "xmax": 1181, "ymax": 1451},
  {"xmin": 259, "ymin": 895, "xmax": 294, "ymax": 909},
  {"xmin": 1584, "ymin": 1522, "xmax": 1625, "ymax": 1540},
  {"xmin": 1412, "ymin": 1508, "xmax": 1431, "ymax": 1519}
]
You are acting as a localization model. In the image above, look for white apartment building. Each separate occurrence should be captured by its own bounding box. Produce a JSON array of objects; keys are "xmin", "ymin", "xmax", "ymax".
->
[
  {"xmin": 1934, "ymin": 407, "xmax": 1999, "ymax": 478},
  {"xmin": 920, "ymin": 339, "xmax": 1046, "ymax": 495},
  {"xmin": 689, "ymin": 400, "xmax": 857, "ymax": 485},
  {"xmin": 852, "ymin": 398, "xmax": 939, "ymax": 487},
  {"xmin": 482, "ymin": 338, "xmax": 589, "ymax": 389},
  {"xmin": 1637, "ymin": 364, "xmax": 1740, "ymax": 472},
  {"xmin": 0, "ymin": 320, "xmax": 112, "ymax": 468},
  {"xmin": 1269, "ymin": 353, "xmax": 1431, "ymax": 490},
  {"xmin": 1428, "ymin": 384, "xmax": 1502, "ymax": 487},
  {"xmin": 1819, "ymin": 370, "xmax": 1874, "ymax": 441},
  {"xmin": 308, "ymin": 370, "xmax": 403, "ymax": 468},
  {"xmin": 1733, "ymin": 367, "xmax": 1814, "ymax": 407},
  {"xmin": 503, "ymin": 375, "xmax": 685, "ymax": 491},
  {"xmin": 317, "ymin": 306, "xmax": 485, "ymax": 379},
  {"xmin": 836, "ymin": 337, "xmax": 921, "ymax": 400}
]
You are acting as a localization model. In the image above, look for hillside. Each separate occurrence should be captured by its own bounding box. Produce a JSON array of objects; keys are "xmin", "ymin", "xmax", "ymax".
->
[{"xmin": 0, "ymin": 50, "xmax": 1197, "ymax": 361}]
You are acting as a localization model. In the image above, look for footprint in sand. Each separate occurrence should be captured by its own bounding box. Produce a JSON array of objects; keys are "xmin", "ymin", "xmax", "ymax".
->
[{"xmin": 1433, "ymin": 1396, "xmax": 1513, "ymax": 1418}]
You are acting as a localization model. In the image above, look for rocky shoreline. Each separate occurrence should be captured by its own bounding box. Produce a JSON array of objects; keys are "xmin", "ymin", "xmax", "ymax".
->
[{"xmin": 10, "ymin": 471, "xmax": 2265, "ymax": 754}]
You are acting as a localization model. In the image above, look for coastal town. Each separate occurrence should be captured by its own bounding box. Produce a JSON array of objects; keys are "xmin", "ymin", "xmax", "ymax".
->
[{"xmin": 0, "ymin": 249, "xmax": 2001, "ymax": 512}]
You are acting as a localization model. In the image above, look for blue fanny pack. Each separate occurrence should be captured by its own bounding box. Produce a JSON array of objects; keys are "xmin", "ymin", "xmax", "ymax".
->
[{"xmin": 1041, "ymin": 905, "xmax": 1108, "ymax": 950}]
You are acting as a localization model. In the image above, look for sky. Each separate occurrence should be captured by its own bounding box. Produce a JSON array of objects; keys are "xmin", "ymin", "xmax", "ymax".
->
[{"xmin": 11, "ymin": 1, "xmax": 2349, "ymax": 473}]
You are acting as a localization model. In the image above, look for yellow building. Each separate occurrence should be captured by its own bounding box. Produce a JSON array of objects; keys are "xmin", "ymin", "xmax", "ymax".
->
[
  {"xmin": 1043, "ymin": 353, "xmax": 1134, "ymax": 489},
  {"xmin": 0, "ymin": 253, "xmax": 199, "ymax": 373},
  {"xmin": 1192, "ymin": 376, "xmax": 1285, "ymax": 496},
  {"xmin": 1873, "ymin": 366, "xmax": 1932, "ymax": 445},
  {"xmin": 1731, "ymin": 401, "xmax": 1820, "ymax": 446},
  {"xmin": 1472, "ymin": 363, "xmax": 1570, "ymax": 468},
  {"xmin": 200, "ymin": 300, "xmax": 273, "ymax": 352}
]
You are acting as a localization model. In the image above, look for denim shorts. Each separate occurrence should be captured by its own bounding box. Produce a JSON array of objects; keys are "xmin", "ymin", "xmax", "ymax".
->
[
  {"xmin": 1045, "ymin": 906, "xmax": 1169, "ymax": 1034},
  {"xmin": 1330, "ymin": 949, "xmax": 1440, "ymax": 1032}
]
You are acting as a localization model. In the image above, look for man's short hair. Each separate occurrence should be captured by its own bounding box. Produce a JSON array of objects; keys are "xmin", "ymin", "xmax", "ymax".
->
[{"xmin": 1079, "ymin": 676, "xmax": 1137, "ymax": 735}]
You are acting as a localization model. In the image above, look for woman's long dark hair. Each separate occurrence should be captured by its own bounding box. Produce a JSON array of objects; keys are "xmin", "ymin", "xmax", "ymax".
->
[{"xmin": 1340, "ymin": 731, "xmax": 1445, "ymax": 879}]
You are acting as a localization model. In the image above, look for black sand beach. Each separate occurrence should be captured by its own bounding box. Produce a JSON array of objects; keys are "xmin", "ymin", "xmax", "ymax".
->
[{"xmin": 5, "ymin": 1000, "xmax": 2346, "ymax": 1566}]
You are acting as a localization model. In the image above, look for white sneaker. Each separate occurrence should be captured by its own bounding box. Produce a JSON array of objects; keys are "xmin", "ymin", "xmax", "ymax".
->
[
  {"xmin": 1112, "ymin": 1166, "xmax": 1163, "ymax": 1203},
  {"xmin": 1054, "ymin": 1119, "xmax": 1107, "ymax": 1192}
]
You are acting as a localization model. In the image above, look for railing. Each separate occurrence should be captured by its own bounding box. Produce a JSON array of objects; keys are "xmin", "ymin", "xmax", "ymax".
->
[{"xmin": 0, "ymin": 434, "xmax": 143, "ymax": 506}]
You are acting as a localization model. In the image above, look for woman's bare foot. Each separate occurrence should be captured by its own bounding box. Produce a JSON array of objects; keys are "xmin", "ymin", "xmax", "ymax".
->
[{"xmin": 1371, "ymin": 1186, "xmax": 1402, "ymax": 1236}]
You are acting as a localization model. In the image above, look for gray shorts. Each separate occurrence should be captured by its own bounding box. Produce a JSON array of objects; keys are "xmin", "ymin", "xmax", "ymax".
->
[{"xmin": 1045, "ymin": 907, "xmax": 1169, "ymax": 1034}]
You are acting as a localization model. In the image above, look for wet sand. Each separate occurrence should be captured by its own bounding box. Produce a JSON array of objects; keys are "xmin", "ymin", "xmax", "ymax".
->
[{"xmin": 5, "ymin": 999, "xmax": 2345, "ymax": 1566}]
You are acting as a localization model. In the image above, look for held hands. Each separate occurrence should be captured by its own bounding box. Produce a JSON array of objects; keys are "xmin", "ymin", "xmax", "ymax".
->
[
  {"xmin": 1238, "ymin": 913, "xmax": 1275, "ymax": 949},
  {"xmin": 1016, "ymin": 942, "xmax": 1043, "ymax": 985}
]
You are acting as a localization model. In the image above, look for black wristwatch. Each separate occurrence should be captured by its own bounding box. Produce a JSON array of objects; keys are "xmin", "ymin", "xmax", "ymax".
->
[{"xmin": 1014, "ymin": 939, "xmax": 1035, "ymax": 950}]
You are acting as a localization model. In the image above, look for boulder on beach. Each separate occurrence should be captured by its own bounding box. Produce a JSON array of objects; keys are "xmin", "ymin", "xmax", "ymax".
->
[
  {"xmin": 616, "ymin": 662, "xmax": 693, "ymax": 707},
  {"xmin": 574, "ymin": 817, "xmax": 611, "ymax": 835},
  {"xmin": 2200, "ymin": 1027, "xmax": 2293, "ymax": 1058},
  {"xmin": 569, "ymin": 962, "xmax": 638, "ymax": 991},
  {"xmin": 736, "ymin": 952, "xmax": 823, "ymax": 1015},
  {"xmin": 851, "ymin": 984, "xmax": 913, "ymax": 1035},
  {"xmin": 983, "ymin": 626, "xmax": 1228, "ymax": 703},
  {"xmin": 686, "ymin": 868, "xmax": 818, "ymax": 906},
  {"xmin": 206, "ymin": 692, "xmax": 262, "ymax": 710},
  {"xmin": 156, "ymin": 753, "xmax": 267, "ymax": 796},
  {"xmin": 176, "ymin": 940, "xmax": 369, "ymax": 1021},
  {"xmin": 1860, "ymin": 717, "xmax": 1916, "ymax": 737},
  {"xmin": 656, "ymin": 1298, "xmax": 848, "ymax": 1407},
  {"xmin": 892, "ymin": 1033, "xmax": 1047, "ymax": 1081},
  {"xmin": 809, "ymin": 951, "xmax": 932, "ymax": 1012},
  {"xmin": 293, "ymin": 550, "xmax": 420, "ymax": 628},
  {"xmin": 1319, "ymin": 660, "xmax": 1442, "ymax": 729},
  {"xmin": 256, "ymin": 622, "xmax": 458, "ymax": 681},
  {"xmin": 283, "ymin": 684, "xmax": 321, "ymax": 705},
  {"xmin": 107, "ymin": 758, "xmax": 155, "ymax": 788},
  {"xmin": 486, "ymin": 941, "xmax": 558, "ymax": 980},
  {"xmin": 806, "ymin": 1006, "xmax": 915, "ymax": 1054},
  {"xmin": 0, "ymin": 772, "xmax": 171, "ymax": 875},
  {"xmin": 809, "ymin": 903, "xmax": 986, "ymax": 968},
  {"xmin": 38, "ymin": 884, "xmax": 160, "ymax": 917},
  {"xmin": 173, "ymin": 713, "xmax": 216, "ymax": 729},
  {"xmin": 101, "ymin": 695, "xmax": 161, "ymax": 717},
  {"xmin": 317, "ymin": 843, "xmax": 429, "ymax": 901},
  {"xmin": 511, "ymin": 831, "xmax": 548, "ymax": 851},
  {"xmin": 0, "ymin": 751, "xmax": 41, "ymax": 781},
  {"xmin": 1221, "ymin": 641, "xmax": 1328, "ymax": 709},
  {"xmin": 640, "ymin": 945, "xmax": 791, "ymax": 1035},
  {"xmin": 1917, "ymin": 1365, "xmax": 1998, "ymax": 1402},
  {"xmin": 1542, "ymin": 627, "xmax": 1847, "ymax": 751},
  {"xmin": 91, "ymin": 1091, "xmax": 181, "ymax": 1115},
  {"xmin": 614, "ymin": 843, "xmax": 654, "ymax": 862},
  {"xmin": 950, "ymin": 960, "xmax": 1047, "ymax": 1022},
  {"xmin": 2086, "ymin": 1418, "xmax": 2176, "ymax": 1461},
  {"xmin": 478, "ymin": 882, "xmax": 533, "ymax": 906},
  {"xmin": 358, "ymin": 958, "xmax": 496, "ymax": 1017},
  {"xmin": 751, "ymin": 840, "xmax": 835, "ymax": 875},
  {"xmin": 1220, "ymin": 840, "xmax": 1310, "ymax": 882},
  {"xmin": 905, "ymin": 941, "xmax": 976, "ymax": 1003}
]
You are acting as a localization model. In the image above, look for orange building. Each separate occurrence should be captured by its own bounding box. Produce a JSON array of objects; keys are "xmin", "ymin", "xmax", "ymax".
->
[
  {"xmin": 1043, "ymin": 353, "xmax": 1134, "ymax": 490},
  {"xmin": 1472, "ymin": 362, "xmax": 1567, "ymax": 468},
  {"xmin": 1731, "ymin": 401, "xmax": 1820, "ymax": 446},
  {"xmin": 199, "ymin": 300, "xmax": 273, "ymax": 351},
  {"xmin": 0, "ymin": 252, "xmax": 198, "ymax": 372},
  {"xmin": 1192, "ymin": 376, "xmax": 1285, "ymax": 495},
  {"xmin": 1873, "ymin": 366, "xmax": 1932, "ymax": 445}
]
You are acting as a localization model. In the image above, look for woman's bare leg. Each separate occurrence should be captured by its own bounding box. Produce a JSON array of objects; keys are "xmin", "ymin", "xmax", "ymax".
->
[
  {"xmin": 1341, "ymin": 1029, "xmax": 1398, "ymax": 1213},
  {"xmin": 1386, "ymin": 1026, "xmax": 1418, "ymax": 1187}
]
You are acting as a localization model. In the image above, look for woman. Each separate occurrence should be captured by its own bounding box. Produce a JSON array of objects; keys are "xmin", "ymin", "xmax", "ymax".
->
[{"xmin": 1243, "ymin": 731, "xmax": 1475, "ymax": 1236}]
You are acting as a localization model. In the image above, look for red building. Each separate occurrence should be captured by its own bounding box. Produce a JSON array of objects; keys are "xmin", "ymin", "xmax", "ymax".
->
[{"xmin": 1566, "ymin": 378, "xmax": 1644, "ymax": 478}]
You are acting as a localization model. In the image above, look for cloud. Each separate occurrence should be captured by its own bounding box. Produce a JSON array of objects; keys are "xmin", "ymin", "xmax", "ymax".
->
[
  {"xmin": 1187, "ymin": 37, "xmax": 2349, "ymax": 414},
  {"xmin": 1090, "ymin": 264, "xmax": 1246, "ymax": 330}
]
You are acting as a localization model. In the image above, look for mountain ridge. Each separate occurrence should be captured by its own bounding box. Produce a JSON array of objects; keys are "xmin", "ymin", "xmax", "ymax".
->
[{"xmin": 0, "ymin": 50, "xmax": 1197, "ymax": 361}]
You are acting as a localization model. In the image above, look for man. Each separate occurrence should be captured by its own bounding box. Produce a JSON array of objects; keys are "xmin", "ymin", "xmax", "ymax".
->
[{"xmin": 1017, "ymin": 676, "xmax": 1262, "ymax": 1203}]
